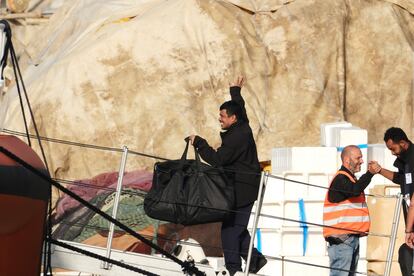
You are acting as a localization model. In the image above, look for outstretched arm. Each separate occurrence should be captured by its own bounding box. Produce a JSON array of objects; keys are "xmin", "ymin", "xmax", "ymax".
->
[
  {"xmin": 369, "ymin": 161, "xmax": 400, "ymax": 183},
  {"xmin": 187, "ymin": 134, "xmax": 244, "ymax": 167},
  {"xmin": 229, "ymin": 76, "xmax": 248, "ymax": 123}
]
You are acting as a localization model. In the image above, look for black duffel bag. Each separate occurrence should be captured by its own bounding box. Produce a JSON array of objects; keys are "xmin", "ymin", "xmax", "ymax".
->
[{"xmin": 144, "ymin": 140, "xmax": 235, "ymax": 225}]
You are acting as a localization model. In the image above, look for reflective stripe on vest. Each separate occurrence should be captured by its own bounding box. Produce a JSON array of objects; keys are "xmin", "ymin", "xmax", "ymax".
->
[
  {"xmin": 324, "ymin": 213, "xmax": 370, "ymax": 226},
  {"xmin": 323, "ymin": 202, "xmax": 368, "ymax": 213},
  {"xmin": 323, "ymin": 170, "xmax": 370, "ymax": 237}
]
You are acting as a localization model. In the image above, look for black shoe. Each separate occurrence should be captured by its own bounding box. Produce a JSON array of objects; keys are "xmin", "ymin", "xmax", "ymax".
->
[
  {"xmin": 249, "ymin": 255, "xmax": 267, "ymax": 274},
  {"xmin": 227, "ymin": 269, "xmax": 239, "ymax": 276}
]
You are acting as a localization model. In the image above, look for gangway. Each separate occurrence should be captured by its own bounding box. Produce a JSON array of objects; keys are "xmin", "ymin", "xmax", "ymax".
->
[
  {"xmin": 50, "ymin": 239, "xmax": 263, "ymax": 276},
  {"xmin": 50, "ymin": 239, "xmax": 218, "ymax": 276}
]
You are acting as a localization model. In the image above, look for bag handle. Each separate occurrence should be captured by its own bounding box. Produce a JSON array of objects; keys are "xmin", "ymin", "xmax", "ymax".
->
[
  {"xmin": 181, "ymin": 138, "xmax": 202, "ymax": 170},
  {"xmin": 181, "ymin": 139, "xmax": 191, "ymax": 160}
]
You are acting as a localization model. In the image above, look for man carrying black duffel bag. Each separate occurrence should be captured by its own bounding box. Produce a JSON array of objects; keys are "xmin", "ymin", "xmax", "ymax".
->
[{"xmin": 188, "ymin": 76, "xmax": 267, "ymax": 276}]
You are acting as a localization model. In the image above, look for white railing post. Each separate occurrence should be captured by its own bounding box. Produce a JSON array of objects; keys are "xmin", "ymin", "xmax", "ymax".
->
[
  {"xmin": 245, "ymin": 171, "xmax": 267, "ymax": 275},
  {"xmin": 102, "ymin": 145, "xmax": 128, "ymax": 269},
  {"xmin": 384, "ymin": 193, "xmax": 403, "ymax": 276}
]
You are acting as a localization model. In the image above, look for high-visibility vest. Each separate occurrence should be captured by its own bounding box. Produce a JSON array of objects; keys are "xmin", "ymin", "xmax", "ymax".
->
[{"xmin": 323, "ymin": 170, "xmax": 370, "ymax": 237}]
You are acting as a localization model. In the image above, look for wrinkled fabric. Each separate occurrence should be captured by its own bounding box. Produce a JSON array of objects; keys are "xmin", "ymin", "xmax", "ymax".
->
[
  {"xmin": 55, "ymin": 169, "xmax": 152, "ymax": 220},
  {"xmin": 2, "ymin": 0, "xmax": 414, "ymax": 181}
]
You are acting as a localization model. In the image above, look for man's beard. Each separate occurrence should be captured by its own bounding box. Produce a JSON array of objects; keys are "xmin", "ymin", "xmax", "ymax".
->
[
  {"xmin": 349, "ymin": 160, "xmax": 360, "ymax": 173},
  {"xmin": 399, "ymin": 146, "xmax": 408, "ymax": 157}
]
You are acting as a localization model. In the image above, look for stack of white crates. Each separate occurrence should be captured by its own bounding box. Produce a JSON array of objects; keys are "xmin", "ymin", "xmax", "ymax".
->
[
  {"xmin": 252, "ymin": 122, "xmax": 377, "ymax": 275},
  {"xmin": 320, "ymin": 121, "xmax": 353, "ymax": 147},
  {"xmin": 321, "ymin": 123, "xmax": 368, "ymax": 177},
  {"xmin": 250, "ymin": 147, "xmax": 338, "ymax": 275}
]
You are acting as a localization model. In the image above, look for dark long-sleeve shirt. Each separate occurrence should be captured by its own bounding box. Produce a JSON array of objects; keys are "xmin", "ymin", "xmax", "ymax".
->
[
  {"xmin": 391, "ymin": 142, "xmax": 414, "ymax": 193},
  {"xmin": 390, "ymin": 141, "xmax": 414, "ymax": 222},
  {"xmin": 328, "ymin": 166, "xmax": 373, "ymax": 203}
]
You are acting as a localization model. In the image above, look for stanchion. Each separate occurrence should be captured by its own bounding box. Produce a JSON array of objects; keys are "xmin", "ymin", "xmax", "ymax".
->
[
  {"xmin": 245, "ymin": 171, "xmax": 267, "ymax": 275},
  {"xmin": 384, "ymin": 193, "xmax": 403, "ymax": 276},
  {"xmin": 102, "ymin": 145, "xmax": 129, "ymax": 269}
]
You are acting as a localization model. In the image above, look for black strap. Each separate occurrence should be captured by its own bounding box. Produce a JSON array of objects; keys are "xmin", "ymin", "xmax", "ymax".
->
[{"xmin": 180, "ymin": 139, "xmax": 202, "ymax": 171}]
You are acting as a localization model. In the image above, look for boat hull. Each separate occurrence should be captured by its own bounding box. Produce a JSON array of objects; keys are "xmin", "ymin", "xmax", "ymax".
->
[{"xmin": 0, "ymin": 135, "xmax": 50, "ymax": 276}]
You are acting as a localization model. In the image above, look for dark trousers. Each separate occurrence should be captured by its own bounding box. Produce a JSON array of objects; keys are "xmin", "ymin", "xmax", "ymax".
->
[
  {"xmin": 399, "ymin": 243, "xmax": 413, "ymax": 276},
  {"xmin": 221, "ymin": 203, "xmax": 262, "ymax": 273}
]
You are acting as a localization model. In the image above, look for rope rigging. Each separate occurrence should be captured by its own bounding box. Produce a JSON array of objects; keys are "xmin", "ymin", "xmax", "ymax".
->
[
  {"xmin": 1, "ymin": 127, "xmax": 397, "ymax": 199},
  {"xmin": 54, "ymin": 175, "xmax": 391, "ymax": 238}
]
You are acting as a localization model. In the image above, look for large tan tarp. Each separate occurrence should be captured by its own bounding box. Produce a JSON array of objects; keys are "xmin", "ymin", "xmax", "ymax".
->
[{"xmin": 1, "ymin": 0, "xmax": 414, "ymax": 179}]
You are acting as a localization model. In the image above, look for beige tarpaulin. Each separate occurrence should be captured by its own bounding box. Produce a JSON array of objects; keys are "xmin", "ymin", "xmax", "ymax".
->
[{"xmin": 1, "ymin": 0, "xmax": 414, "ymax": 179}]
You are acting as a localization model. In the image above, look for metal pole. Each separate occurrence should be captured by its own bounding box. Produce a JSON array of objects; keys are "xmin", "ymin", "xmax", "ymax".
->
[
  {"xmin": 384, "ymin": 193, "xmax": 403, "ymax": 276},
  {"xmin": 0, "ymin": 23, "xmax": 7, "ymax": 131},
  {"xmin": 102, "ymin": 146, "xmax": 129, "ymax": 269},
  {"xmin": 245, "ymin": 171, "xmax": 267, "ymax": 275}
]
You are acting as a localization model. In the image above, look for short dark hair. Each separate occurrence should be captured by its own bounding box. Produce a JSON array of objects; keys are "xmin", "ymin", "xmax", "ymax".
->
[
  {"xmin": 220, "ymin": 100, "xmax": 242, "ymax": 120},
  {"xmin": 383, "ymin": 127, "xmax": 409, "ymax": 143}
]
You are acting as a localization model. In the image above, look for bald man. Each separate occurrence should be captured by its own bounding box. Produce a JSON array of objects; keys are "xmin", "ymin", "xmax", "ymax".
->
[{"xmin": 323, "ymin": 145, "xmax": 379, "ymax": 276}]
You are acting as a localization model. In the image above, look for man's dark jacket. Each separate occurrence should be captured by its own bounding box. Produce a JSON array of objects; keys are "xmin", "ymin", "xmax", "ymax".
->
[
  {"xmin": 193, "ymin": 86, "xmax": 261, "ymax": 207},
  {"xmin": 390, "ymin": 141, "xmax": 414, "ymax": 276}
]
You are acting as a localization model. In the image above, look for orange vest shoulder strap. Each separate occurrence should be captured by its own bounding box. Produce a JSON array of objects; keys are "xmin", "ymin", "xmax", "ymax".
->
[{"xmin": 335, "ymin": 170, "xmax": 356, "ymax": 183}]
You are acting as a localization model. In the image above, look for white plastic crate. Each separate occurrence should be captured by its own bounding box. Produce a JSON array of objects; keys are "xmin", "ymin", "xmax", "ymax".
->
[
  {"xmin": 320, "ymin": 121, "xmax": 353, "ymax": 147},
  {"xmin": 307, "ymin": 173, "xmax": 335, "ymax": 198},
  {"xmin": 282, "ymin": 199, "xmax": 324, "ymax": 227},
  {"xmin": 271, "ymin": 147, "xmax": 338, "ymax": 175},
  {"xmin": 254, "ymin": 229, "xmax": 282, "ymax": 257},
  {"xmin": 249, "ymin": 200, "xmax": 324, "ymax": 229},
  {"xmin": 279, "ymin": 228, "xmax": 326, "ymax": 256},
  {"xmin": 256, "ymin": 228, "xmax": 326, "ymax": 257},
  {"xmin": 333, "ymin": 127, "xmax": 368, "ymax": 147},
  {"xmin": 368, "ymin": 144, "xmax": 396, "ymax": 168},
  {"xmin": 279, "ymin": 172, "xmax": 334, "ymax": 200},
  {"xmin": 333, "ymin": 127, "xmax": 368, "ymax": 176},
  {"xmin": 263, "ymin": 172, "xmax": 334, "ymax": 203},
  {"xmin": 248, "ymin": 203, "xmax": 283, "ymax": 229},
  {"xmin": 283, "ymin": 172, "xmax": 309, "ymax": 199},
  {"xmin": 263, "ymin": 174, "xmax": 285, "ymax": 203}
]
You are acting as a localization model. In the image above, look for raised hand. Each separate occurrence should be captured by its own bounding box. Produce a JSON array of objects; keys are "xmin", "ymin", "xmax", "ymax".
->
[
  {"xmin": 186, "ymin": 135, "xmax": 196, "ymax": 145},
  {"xmin": 230, "ymin": 76, "xmax": 245, "ymax": 88}
]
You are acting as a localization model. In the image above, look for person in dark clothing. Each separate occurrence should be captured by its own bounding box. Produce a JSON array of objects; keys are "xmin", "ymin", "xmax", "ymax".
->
[
  {"xmin": 188, "ymin": 76, "xmax": 266, "ymax": 276},
  {"xmin": 371, "ymin": 127, "xmax": 414, "ymax": 276},
  {"xmin": 323, "ymin": 145, "xmax": 378, "ymax": 276},
  {"xmin": 399, "ymin": 243, "xmax": 413, "ymax": 276}
]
